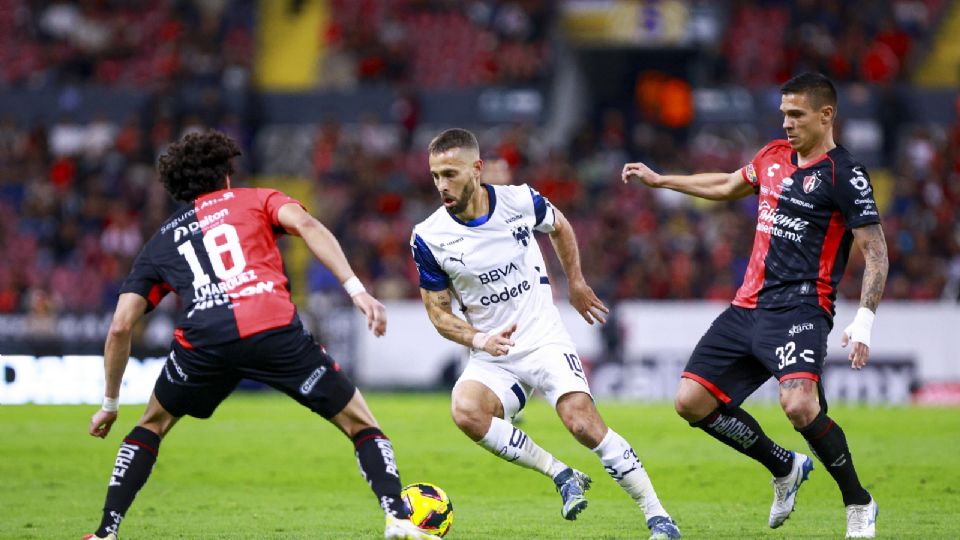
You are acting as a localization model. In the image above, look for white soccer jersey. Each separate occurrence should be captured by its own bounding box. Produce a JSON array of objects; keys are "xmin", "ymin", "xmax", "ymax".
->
[{"xmin": 411, "ymin": 183, "xmax": 573, "ymax": 360}]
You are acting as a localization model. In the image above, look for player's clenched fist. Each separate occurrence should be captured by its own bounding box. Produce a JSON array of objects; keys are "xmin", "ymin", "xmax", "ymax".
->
[{"xmin": 622, "ymin": 162, "xmax": 662, "ymax": 187}]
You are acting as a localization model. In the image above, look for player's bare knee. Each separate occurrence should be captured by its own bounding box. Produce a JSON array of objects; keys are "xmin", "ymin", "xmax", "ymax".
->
[
  {"xmin": 556, "ymin": 393, "xmax": 605, "ymax": 446},
  {"xmin": 450, "ymin": 405, "xmax": 491, "ymax": 441},
  {"xmin": 674, "ymin": 393, "xmax": 710, "ymax": 423},
  {"xmin": 450, "ymin": 381, "xmax": 502, "ymax": 440},
  {"xmin": 137, "ymin": 406, "xmax": 177, "ymax": 437},
  {"xmin": 779, "ymin": 378, "xmax": 820, "ymax": 427},
  {"xmin": 780, "ymin": 395, "xmax": 819, "ymax": 427},
  {"xmin": 450, "ymin": 392, "xmax": 495, "ymax": 440},
  {"xmin": 137, "ymin": 399, "xmax": 178, "ymax": 438},
  {"xmin": 674, "ymin": 395, "xmax": 692, "ymax": 420},
  {"xmin": 675, "ymin": 378, "xmax": 717, "ymax": 422},
  {"xmin": 564, "ymin": 417, "xmax": 604, "ymax": 447}
]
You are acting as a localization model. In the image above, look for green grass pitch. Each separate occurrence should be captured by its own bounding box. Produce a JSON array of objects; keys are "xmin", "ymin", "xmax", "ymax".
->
[{"xmin": 2, "ymin": 392, "xmax": 958, "ymax": 539}]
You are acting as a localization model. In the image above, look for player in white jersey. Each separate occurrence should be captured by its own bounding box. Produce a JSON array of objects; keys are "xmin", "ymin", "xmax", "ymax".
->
[{"xmin": 411, "ymin": 129, "xmax": 681, "ymax": 540}]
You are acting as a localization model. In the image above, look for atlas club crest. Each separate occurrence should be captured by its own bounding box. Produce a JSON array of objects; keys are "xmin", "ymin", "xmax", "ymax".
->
[{"xmin": 803, "ymin": 172, "xmax": 822, "ymax": 193}]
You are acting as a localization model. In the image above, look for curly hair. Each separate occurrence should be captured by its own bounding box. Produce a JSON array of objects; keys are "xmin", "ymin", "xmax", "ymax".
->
[{"xmin": 157, "ymin": 131, "xmax": 242, "ymax": 202}]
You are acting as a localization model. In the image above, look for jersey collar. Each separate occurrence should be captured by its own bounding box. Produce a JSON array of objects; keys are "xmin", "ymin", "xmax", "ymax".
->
[
  {"xmin": 791, "ymin": 144, "xmax": 842, "ymax": 169},
  {"xmin": 448, "ymin": 184, "xmax": 496, "ymax": 227}
]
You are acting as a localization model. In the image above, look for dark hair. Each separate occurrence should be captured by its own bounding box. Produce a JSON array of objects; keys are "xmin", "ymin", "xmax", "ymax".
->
[
  {"xmin": 781, "ymin": 72, "xmax": 838, "ymax": 110},
  {"xmin": 428, "ymin": 128, "xmax": 479, "ymax": 155},
  {"xmin": 158, "ymin": 131, "xmax": 242, "ymax": 202}
]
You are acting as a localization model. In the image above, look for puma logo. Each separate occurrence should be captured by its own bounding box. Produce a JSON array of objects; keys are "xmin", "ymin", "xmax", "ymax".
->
[{"xmin": 448, "ymin": 253, "xmax": 466, "ymax": 266}]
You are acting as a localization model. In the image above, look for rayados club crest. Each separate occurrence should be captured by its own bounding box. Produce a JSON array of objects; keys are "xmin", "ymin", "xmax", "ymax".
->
[{"xmin": 511, "ymin": 225, "xmax": 531, "ymax": 247}]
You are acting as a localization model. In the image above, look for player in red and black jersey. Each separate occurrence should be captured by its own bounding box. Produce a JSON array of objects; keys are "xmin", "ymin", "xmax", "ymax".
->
[
  {"xmin": 622, "ymin": 73, "xmax": 888, "ymax": 538},
  {"xmin": 84, "ymin": 131, "xmax": 439, "ymax": 540}
]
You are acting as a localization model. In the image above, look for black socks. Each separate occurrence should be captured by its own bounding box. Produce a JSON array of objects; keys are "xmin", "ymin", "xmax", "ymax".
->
[
  {"xmin": 798, "ymin": 411, "xmax": 871, "ymax": 505},
  {"xmin": 692, "ymin": 407, "xmax": 793, "ymax": 478},
  {"xmin": 352, "ymin": 427, "xmax": 410, "ymax": 519},
  {"xmin": 95, "ymin": 426, "xmax": 161, "ymax": 537}
]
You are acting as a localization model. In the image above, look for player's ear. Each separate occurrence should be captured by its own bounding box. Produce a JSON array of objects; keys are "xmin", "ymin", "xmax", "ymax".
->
[
  {"xmin": 821, "ymin": 105, "xmax": 835, "ymax": 126},
  {"xmin": 474, "ymin": 158, "xmax": 484, "ymax": 178}
]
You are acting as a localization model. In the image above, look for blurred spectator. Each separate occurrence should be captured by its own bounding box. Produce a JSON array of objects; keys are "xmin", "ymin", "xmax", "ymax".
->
[{"xmin": 0, "ymin": 0, "xmax": 955, "ymax": 321}]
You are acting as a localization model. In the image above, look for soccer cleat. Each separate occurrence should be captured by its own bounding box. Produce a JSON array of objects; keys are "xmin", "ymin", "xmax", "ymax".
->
[
  {"xmin": 82, "ymin": 534, "xmax": 117, "ymax": 540},
  {"xmin": 553, "ymin": 467, "xmax": 592, "ymax": 520},
  {"xmin": 384, "ymin": 514, "xmax": 442, "ymax": 539},
  {"xmin": 647, "ymin": 515, "xmax": 682, "ymax": 539},
  {"xmin": 845, "ymin": 496, "xmax": 878, "ymax": 538},
  {"xmin": 768, "ymin": 451, "xmax": 814, "ymax": 528}
]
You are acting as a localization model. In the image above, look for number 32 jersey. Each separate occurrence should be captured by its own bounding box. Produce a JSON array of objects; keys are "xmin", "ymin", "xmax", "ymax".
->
[
  {"xmin": 411, "ymin": 184, "xmax": 574, "ymax": 359},
  {"xmin": 120, "ymin": 188, "xmax": 302, "ymax": 348}
]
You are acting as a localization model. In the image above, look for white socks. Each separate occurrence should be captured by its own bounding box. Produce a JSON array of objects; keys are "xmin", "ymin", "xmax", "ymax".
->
[
  {"xmin": 479, "ymin": 419, "xmax": 671, "ymax": 522},
  {"xmin": 592, "ymin": 428, "xmax": 668, "ymax": 520},
  {"xmin": 478, "ymin": 417, "xmax": 567, "ymax": 478}
]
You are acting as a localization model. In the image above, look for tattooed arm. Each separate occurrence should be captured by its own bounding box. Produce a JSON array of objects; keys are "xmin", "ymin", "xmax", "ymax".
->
[
  {"xmin": 853, "ymin": 223, "xmax": 889, "ymax": 313},
  {"xmin": 419, "ymin": 288, "xmax": 516, "ymax": 357},
  {"xmin": 842, "ymin": 223, "xmax": 889, "ymax": 368}
]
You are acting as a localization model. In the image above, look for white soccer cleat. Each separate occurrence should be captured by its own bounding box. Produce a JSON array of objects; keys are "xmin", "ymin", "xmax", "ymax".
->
[
  {"xmin": 769, "ymin": 452, "xmax": 814, "ymax": 528},
  {"xmin": 82, "ymin": 534, "xmax": 117, "ymax": 540},
  {"xmin": 384, "ymin": 514, "xmax": 442, "ymax": 539},
  {"xmin": 845, "ymin": 497, "xmax": 878, "ymax": 538}
]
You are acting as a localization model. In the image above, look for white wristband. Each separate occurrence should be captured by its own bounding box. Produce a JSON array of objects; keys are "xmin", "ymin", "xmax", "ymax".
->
[
  {"xmin": 843, "ymin": 307, "xmax": 875, "ymax": 348},
  {"xmin": 472, "ymin": 332, "xmax": 490, "ymax": 350},
  {"xmin": 343, "ymin": 276, "xmax": 366, "ymax": 297},
  {"xmin": 102, "ymin": 396, "xmax": 119, "ymax": 412}
]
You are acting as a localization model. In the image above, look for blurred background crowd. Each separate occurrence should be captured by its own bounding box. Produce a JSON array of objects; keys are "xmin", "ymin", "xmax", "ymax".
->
[{"xmin": 0, "ymin": 0, "xmax": 957, "ymax": 330}]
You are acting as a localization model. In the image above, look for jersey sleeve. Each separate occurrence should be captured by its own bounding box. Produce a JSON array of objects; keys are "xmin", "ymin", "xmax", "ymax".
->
[
  {"xmin": 740, "ymin": 140, "xmax": 789, "ymax": 192},
  {"xmin": 527, "ymin": 185, "xmax": 557, "ymax": 233},
  {"xmin": 832, "ymin": 163, "xmax": 882, "ymax": 229},
  {"xmin": 258, "ymin": 188, "xmax": 306, "ymax": 228},
  {"xmin": 118, "ymin": 246, "xmax": 172, "ymax": 312},
  {"xmin": 410, "ymin": 232, "xmax": 450, "ymax": 291},
  {"xmin": 741, "ymin": 162, "xmax": 760, "ymax": 189}
]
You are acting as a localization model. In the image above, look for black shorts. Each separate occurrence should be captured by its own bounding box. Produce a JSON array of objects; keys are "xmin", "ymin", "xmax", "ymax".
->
[
  {"xmin": 153, "ymin": 324, "xmax": 356, "ymax": 419},
  {"xmin": 682, "ymin": 304, "xmax": 832, "ymax": 408}
]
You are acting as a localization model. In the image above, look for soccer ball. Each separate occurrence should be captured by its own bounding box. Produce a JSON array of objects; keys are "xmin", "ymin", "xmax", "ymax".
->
[{"xmin": 401, "ymin": 482, "xmax": 454, "ymax": 537}]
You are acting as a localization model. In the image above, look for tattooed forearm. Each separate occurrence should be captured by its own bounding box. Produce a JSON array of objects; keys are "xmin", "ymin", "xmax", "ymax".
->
[
  {"xmin": 421, "ymin": 289, "xmax": 476, "ymax": 347},
  {"xmin": 853, "ymin": 224, "xmax": 889, "ymax": 313},
  {"xmin": 780, "ymin": 378, "xmax": 815, "ymax": 391}
]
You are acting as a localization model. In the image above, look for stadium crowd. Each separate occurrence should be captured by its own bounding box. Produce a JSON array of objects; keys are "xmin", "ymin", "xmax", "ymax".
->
[{"xmin": 0, "ymin": 0, "xmax": 957, "ymax": 319}]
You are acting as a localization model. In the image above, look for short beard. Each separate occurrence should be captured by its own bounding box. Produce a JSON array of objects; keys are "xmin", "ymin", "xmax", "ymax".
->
[{"xmin": 448, "ymin": 181, "xmax": 476, "ymax": 215}]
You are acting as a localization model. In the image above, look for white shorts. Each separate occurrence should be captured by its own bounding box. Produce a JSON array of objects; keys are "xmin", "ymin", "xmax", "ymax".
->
[{"xmin": 455, "ymin": 343, "xmax": 591, "ymax": 420}]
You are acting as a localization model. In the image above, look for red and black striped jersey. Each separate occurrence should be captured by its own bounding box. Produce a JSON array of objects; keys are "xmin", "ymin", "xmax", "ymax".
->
[
  {"xmin": 733, "ymin": 141, "xmax": 881, "ymax": 315},
  {"xmin": 120, "ymin": 188, "xmax": 303, "ymax": 348}
]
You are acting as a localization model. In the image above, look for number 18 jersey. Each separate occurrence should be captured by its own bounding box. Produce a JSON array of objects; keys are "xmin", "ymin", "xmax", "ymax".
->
[{"xmin": 120, "ymin": 188, "xmax": 302, "ymax": 348}]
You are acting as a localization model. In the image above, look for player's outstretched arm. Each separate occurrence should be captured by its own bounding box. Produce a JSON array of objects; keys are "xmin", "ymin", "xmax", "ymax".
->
[
  {"xmin": 842, "ymin": 223, "xmax": 889, "ymax": 369},
  {"xmin": 90, "ymin": 292, "xmax": 148, "ymax": 438},
  {"xmin": 621, "ymin": 162, "xmax": 754, "ymax": 201},
  {"xmin": 548, "ymin": 209, "xmax": 609, "ymax": 325},
  {"xmin": 420, "ymin": 288, "xmax": 516, "ymax": 356},
  {"xmin": 278, "ymin": 202, "xmax": 357, "ymax": 284},
  {"xmin": 278, "ymin": 203, "xmax": 386, "ymax": 336}
]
